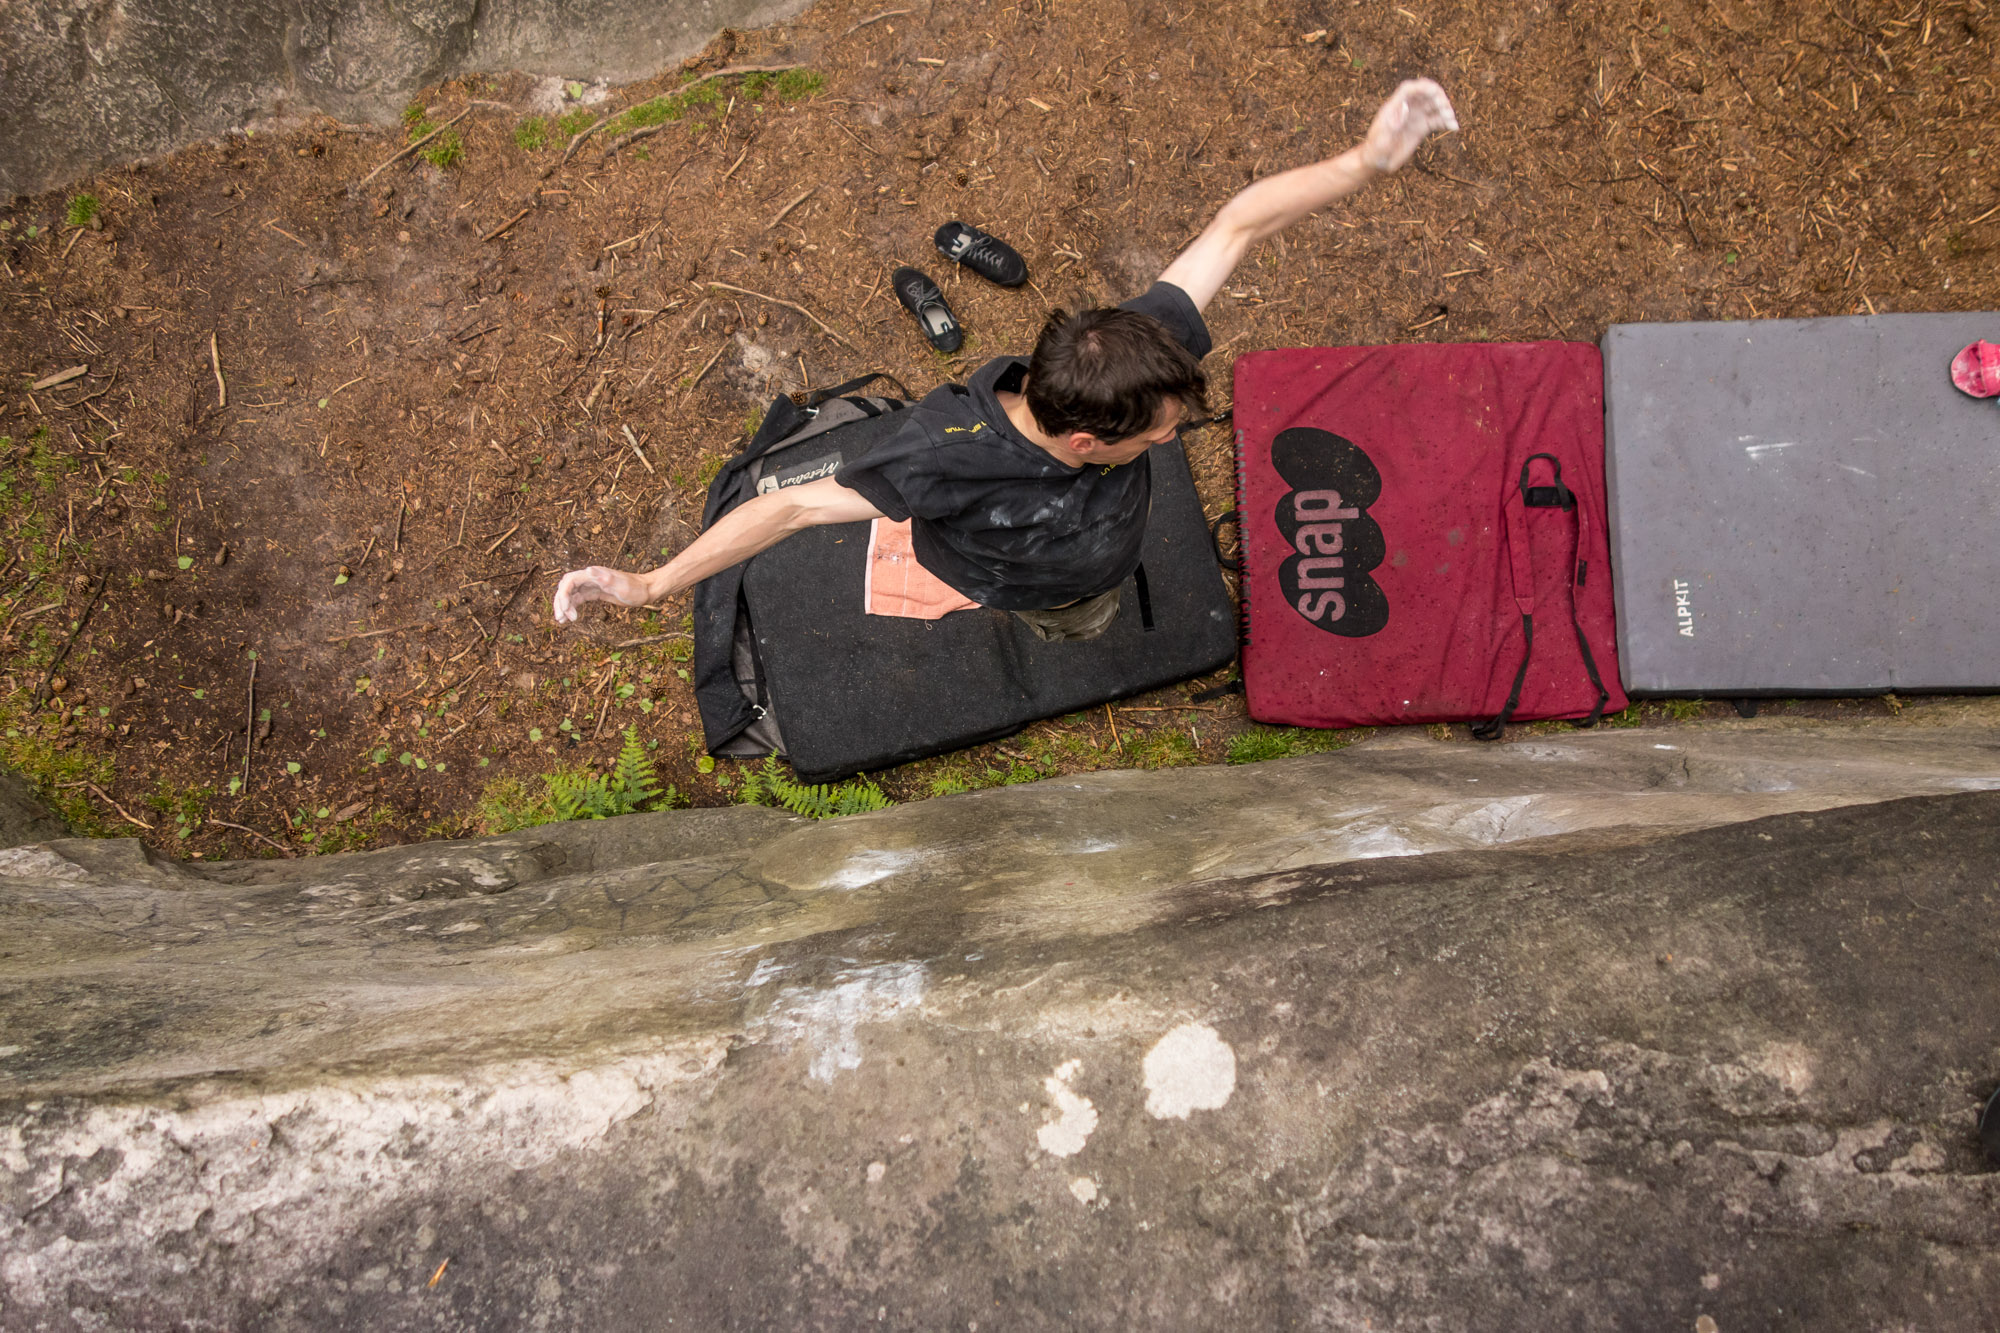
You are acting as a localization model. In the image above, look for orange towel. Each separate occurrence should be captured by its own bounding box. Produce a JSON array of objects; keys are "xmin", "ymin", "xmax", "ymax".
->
[{"xmin": 865, "ymin": 518, "xmax": 982, "ymax": 619}]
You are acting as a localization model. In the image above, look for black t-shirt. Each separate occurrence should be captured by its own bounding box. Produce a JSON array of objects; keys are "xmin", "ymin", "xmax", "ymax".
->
[{"xmin": 835, "ymin": 282, "xmax": 1212, "ymax": 611}]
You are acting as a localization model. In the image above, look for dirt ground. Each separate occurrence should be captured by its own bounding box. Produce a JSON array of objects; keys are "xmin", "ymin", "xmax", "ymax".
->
[{"xmin": 0, "ymin": 0, "xmax": 1993, "ymax": 856}]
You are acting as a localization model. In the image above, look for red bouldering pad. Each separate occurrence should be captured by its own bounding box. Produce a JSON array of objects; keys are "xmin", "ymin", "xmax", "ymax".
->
[{"xmin": 1234, "ymin": 342, "xmax": 1626, "ymax": 732}]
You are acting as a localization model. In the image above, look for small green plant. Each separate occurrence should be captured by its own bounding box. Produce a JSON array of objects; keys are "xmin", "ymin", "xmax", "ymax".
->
[
  {"xmin": 1660, "ymin": 698, "xmax": 1706, "ymax": 722},
  {"xmin": 418, "ymin": 129, "xmax": 464, "ymax": 169},
  {"xmin": 773, "ymin": 69, "xmax": 825, "ymax": 101},
  {"xmin": 737, "ymin": 756, "xmax": 893, "ymax": 818},
  {"xmin": 1128, "ymin": 730, "xmax": 1200, "ymax": 770},
  {"xmin": 475, "ymin": 776, "xmax": 544, "ymax": 833},
  {"xmin": 478, "ymin": 728, "xmax": 679, "ymax": 830},
  {"xmin": 556, "ymin": 107, "xmax": 596, "ymax": 137},
  {"xmin": 514, "ymin": 116, "xmax": 552, "ymax": 150},
  {"xmin": 404, "ymin": 105, "xmax": 464, "ymax": 168},
  {"xmin": 65, "ymin": 194, "xmax": 101, "ymax": 229},
  {"xmin": 1600, "ymin": 704, "xmax": 1646, "ymax": 729},
  {"xmin": 546, "ymin": 725, "xmax": 674, "ymax": 820},
  {"xmin": 1226, "ymin": 725, "xmax": 1365, "ymax": 765}
]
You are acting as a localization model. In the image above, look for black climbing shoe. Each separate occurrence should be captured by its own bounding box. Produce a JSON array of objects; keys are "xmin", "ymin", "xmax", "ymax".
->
[
  {"xmin": 934, "ymin": 221, "xmax": 1028, "ymax": 287},
  {"xmin": 892, "ymin": 266, "xmax": 963, "ymax": 353}
]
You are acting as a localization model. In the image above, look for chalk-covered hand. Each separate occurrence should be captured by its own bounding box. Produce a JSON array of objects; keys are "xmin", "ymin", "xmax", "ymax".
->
[
  {"xmin": 552, "ymin": 565, "xmax": 654, "ymax": 625},
  {"xmin": 1361, "ymin": 78, "xmax": 1459, "ymax": 173}
]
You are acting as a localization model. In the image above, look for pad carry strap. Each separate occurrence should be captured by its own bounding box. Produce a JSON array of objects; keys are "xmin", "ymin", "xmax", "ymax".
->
[
  {"xmin": 1474, "ymin": 454, "xmax": 1608, "ymax": 740},
  {"xmin": 1472, "ymin": 614, "xmax": 1533, "ymax": 741},
  {"xmin": 802, "ymin": 372, "xmax": 912, "ymax": 409}
]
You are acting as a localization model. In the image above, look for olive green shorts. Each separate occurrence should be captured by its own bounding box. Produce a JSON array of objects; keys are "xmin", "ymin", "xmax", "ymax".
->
[{"xmin": 1009, "ymin": 587, "xmax": 1123, "ymax": 643}]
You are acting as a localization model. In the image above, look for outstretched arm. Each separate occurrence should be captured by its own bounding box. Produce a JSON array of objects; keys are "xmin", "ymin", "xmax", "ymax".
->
[
  {"xmin": 1158, "ymin": 78, "xmax": 1458, "ymax": 312},
  {"xmin": 552, "ymin": 476, "xmax": 884, "ymax": 624}
]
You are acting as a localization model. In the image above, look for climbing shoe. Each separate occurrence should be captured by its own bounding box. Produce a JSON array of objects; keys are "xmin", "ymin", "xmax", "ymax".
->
[
  {"xmin": 892, "ymin": 266, "xmax": 963, "ymax": 353},
  {"xmin": 934, "ymin": 221, "xmax": 1028, "ymax": 287}
]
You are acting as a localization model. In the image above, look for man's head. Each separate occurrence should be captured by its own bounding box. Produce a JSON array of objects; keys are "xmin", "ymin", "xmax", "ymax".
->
[{"xmin": 1025, "ymin": 307, "xmax": 1208, "ymax": 462}]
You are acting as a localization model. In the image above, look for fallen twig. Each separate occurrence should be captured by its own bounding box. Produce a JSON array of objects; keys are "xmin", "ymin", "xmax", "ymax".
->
[
  {"xmin": 0, "ymin": 575, "xmax": 44, "ymax": 636},
  {"xmin": 544, "ymin": 113, "xmax": 613, "ymax": 176},
  {"xmin": 54, "ymin": 369, "xmax": 118, "ymax": 409},
  {"xmin": 33, "ymin": 572, "xmax": 105, "ymax": 706},
  {"xmin": 622, "ymin": 425, "xmax": 656, "ymax": 474},
  {"xmin": 611, "ymin": 631, "xmax": 693, "ymax": 649},
  {"xmin": 30, "ymin": 365, "xmax": 86, "ymax": 391},
  {"xmin": 86, "ymin": 783, "xmax": 154, "ymax": 831},
  {"xmin": 242, "ymin": 655, "xmax": 257, "ymax": 793},
  {"xmin": 483, "ymin": 522, "xmax": 520, "ymax": 556},
  {"xmin": 488, "ymin": 567, "xmax": 541, "ymax": 658},
  {"xmin": 841, "ymin": 9, "xmax": 911, "ymax": 36},
  {"xmin": 603, "ymin": 124, "xmax": 668, "ymax": 160},
  {"xmin": 209, "ymin": 817, "xmax": 296, "ymax": 858},
  {"xmin": 326, "ymin": 621, "xmax": 434, "ymax": 643},
  {"xmin": 209, "ymin": 333, "xmax": 226, "ymax": 408},
  {"xmin": 423, "ymin": 662, "xmax": 487, "ymax": 703},
  {"xmin": 482, "ymin": 206, "xmax": 532, "ymax": 243},
  {"xmin": 706, "ymin": 282, "xmax": 855, "ymax": 348},
  {"xmin": 682, "ymin": 342, "xmax": 728, "ymax": 399},
  {"xmin": 766, "ymin": 186, "xmax": 817, "ymax": 231},
  {"xmin": 264, "ymin": 219, "xmax": 311, "ymax": 248},
  {"xmin": 359, "ymin": 107, "xmax": 473, "ymax": 186}
]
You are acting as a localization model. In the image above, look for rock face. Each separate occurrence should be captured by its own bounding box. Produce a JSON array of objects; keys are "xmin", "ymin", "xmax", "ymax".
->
[
  {"xmin": 0, "ymin": 0, "xmax": 813, "ymax": 197},
  {"xmin": 2, "ymin": 723, "xmax": 1999, "ymax": 1329}
]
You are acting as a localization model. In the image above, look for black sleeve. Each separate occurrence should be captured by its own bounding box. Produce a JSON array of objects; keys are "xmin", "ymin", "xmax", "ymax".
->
[
  {"xmin": 834, "ymin": 413, "xmax": 958, "ymax": 522},
  {"xmin": 834, "ymin": 460, "xmax": 913, "ymax": 521},
  {"xmin": 1119, "ymin": 282, "xmax": 1213, "ymax": 360}
]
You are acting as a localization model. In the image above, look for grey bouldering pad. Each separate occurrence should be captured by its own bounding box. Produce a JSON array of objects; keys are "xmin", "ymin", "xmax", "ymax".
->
[{"xmin": 1603, "ymin": 311, "xmax": 2000, "ymax": 695}]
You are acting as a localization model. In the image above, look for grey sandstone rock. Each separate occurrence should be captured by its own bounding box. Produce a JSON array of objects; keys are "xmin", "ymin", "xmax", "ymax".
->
[
  {"xmin": 1, "ymin": 0, "xmax": 815, "ymax": 198},
  {"xmin": 2, "ymin": 722, "xmax": 1999, "ymax": 1328},
  {"xmin": 0, "ymin": 769, "xmax": 71, "ymax": 849}
]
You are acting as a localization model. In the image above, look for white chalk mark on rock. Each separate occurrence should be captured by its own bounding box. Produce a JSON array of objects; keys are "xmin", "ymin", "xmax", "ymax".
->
[
  {"xmin": 1143, "ymin": 1023, "xmax": 1236, "ymax": 1120},
  {"xmin": 1036, "ymin": 1059, "xmax": 1098, "ymax": 1157},
  {"xmin": 823, "ymin": 849, "xmax": 915, "ymax": 891},
  {"xmin": 764, "ymin": 963, "xmax": 927, "ymax": 1083}
]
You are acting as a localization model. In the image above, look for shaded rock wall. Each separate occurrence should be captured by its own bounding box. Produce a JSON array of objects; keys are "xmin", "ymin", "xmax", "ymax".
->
[
  {"xmin": 0, "ymin": 769, "xmax": 70, "ymax": 848},
  {"xmin": 3, "ymin": 723, "xmax": 1999, "ymax": 1328},
  {"xmin": 1, "ymin": 0, "xmax": 814, "ymax": 198}
]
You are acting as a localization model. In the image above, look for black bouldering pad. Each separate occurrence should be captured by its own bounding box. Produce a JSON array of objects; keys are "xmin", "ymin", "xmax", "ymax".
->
[{"xmin": 739, "ymin": 436, "xmax": 1237, "ymax": 781}]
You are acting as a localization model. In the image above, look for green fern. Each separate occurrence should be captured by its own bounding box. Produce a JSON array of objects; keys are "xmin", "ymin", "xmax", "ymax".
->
[
  {"xmin": 542, "ymin": 728, "xmax": 675, "ymax": 821},
  {"xmin": 736, "ymin": 756, "xmax": 892, "ymax": 819},
  {"xmin": 609, "ymin": 725, "xmax": 664, "ymax": 811},
  {"xmin": 546, "ymin": 771, "xmax": 618, "ymax": 821}
]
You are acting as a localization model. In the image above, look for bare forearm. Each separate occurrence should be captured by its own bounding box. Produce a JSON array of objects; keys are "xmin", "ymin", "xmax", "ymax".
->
[
  {"xmin": 1161, "ymin": 148, "xmax": 1378, "ymax": 311},
  {"xmin": 552, "ymin": 477, "xmax": 887, "ymax": 625},
  {"xmin": 637, "ymin": 492, "xmax": 808, "ymax": 602},
  {"xmin": 1228, "ymin": 146, "xmax": 1380, "ymax": 250},
  {"xmin": 1158, "ymin": 79, "xmax": 1457, "ymax": 312}
]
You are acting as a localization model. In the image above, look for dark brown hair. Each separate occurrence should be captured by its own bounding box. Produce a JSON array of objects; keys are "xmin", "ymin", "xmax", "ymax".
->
[{"xmin": 1025, "ymin": 306, "xmax": 1208, "ymax": 442}]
